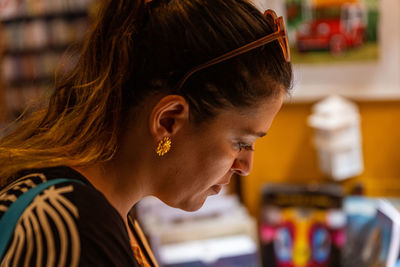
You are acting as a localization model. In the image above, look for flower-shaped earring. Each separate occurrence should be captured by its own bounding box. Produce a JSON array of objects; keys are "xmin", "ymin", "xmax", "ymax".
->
[{"xmin": 156, "ymin": 136, "xmax": 172, "ymax": 156}]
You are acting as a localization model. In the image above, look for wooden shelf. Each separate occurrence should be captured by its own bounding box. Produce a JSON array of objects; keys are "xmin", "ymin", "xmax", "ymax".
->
[
  {"xmin": 0, "ymin": 1, "xmax": 94, "ymax": 124},
  {"xmin": 0, "ymin": 25, "xmax": 6, "ymax": 123},
  {"xmin": 1, "ymin": 10, "xmax": 88, "ymax": 24},
  {"xmin": 7, "ymin": 76, "xmax": 53, "ymax": 87},
  {"xmin": 4, "ymin": 44, "xmax": 74, "ymax": 56}
]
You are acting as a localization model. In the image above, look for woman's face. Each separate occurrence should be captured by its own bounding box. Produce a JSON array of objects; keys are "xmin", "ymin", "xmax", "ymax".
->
[{"xmin": 155, "ymin": 94, "xmax": 285, "ymax": 211}]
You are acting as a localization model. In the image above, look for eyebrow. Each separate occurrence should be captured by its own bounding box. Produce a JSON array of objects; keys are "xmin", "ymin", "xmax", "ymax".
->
[
  {"xmin": 254, "ymin": 131, "xmax": 267, "ymax": 138},
  {"xmin": 242, "ymin": 129, "xmax": 267, "ymax": 138}
]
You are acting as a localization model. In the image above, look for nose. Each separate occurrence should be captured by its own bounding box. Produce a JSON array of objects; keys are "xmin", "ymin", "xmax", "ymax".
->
[{"xmin": 231, "ymin": 151, "xmax": 254, "ymax": 176}]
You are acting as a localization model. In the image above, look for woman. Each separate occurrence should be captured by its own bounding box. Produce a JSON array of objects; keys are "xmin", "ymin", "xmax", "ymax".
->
[{"xmin": 0, "ymin": 0, "xmax": 292, "ymax": 266}]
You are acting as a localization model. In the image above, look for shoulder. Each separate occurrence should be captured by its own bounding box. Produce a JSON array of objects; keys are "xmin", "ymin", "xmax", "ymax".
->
[
  {"xmin": 68, "ymin": 182, "xmax": 139, "ymax": 266},
  {"xmin": 0, "ymin": 166, "xmax": 139, "ymax": 267}
]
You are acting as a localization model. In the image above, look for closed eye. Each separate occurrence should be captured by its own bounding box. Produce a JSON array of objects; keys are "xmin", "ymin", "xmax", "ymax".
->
[{"xmin": 238, "ymin": 142, "xmax": 254, "ymax": 152}]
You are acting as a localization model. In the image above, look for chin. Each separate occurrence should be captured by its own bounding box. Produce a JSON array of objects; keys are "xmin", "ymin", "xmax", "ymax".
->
[
  {"xmin": 159, "ymin": 191, "xmax": 209, "ymax": 212},
  {"xmin": 180, "ymin": 204, "xmax": 203, "ymax": 212},
  {"xmin": 175, "ymin": 196, "xmax": 207, "ymax": 212}
]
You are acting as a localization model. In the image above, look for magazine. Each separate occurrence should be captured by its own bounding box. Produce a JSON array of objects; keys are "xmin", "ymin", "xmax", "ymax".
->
[
  {"xmin": 260, "ymin": 183, "xmax": 345, "ymax": 267},
  {"xmin": 343, "ymin": 197, "xmax": 400, "ymax": 267}
]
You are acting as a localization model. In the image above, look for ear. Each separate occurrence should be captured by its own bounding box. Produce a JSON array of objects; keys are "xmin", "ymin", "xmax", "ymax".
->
[{"xmin": 149, "ymin": 95, "xmax": 189, "ymax": 141}]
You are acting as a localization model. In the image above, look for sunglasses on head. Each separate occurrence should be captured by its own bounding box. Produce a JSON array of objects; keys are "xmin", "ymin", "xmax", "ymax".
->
[{"xmin": 176, "ymin": 9, "xmax": 290, "ymax": 91}]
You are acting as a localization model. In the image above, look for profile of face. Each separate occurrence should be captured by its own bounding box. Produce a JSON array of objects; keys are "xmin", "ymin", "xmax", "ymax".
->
[{"xmin": 152, "ymin": 92, "xmax": 285, "ymax": 212}]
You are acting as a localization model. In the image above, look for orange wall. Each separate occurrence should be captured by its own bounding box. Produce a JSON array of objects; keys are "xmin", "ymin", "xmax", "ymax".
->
[{"xmin": 243, "ymin": 100, "xmax": 400, "ymax": 217}]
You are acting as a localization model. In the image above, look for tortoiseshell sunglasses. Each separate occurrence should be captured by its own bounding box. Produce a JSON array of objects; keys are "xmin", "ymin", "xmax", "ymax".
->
[{"xmin": 176, "ymin": 9, "xmax": 290, "ymax": 90}]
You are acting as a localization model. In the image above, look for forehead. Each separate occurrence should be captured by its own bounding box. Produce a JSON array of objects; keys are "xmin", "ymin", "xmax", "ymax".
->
[{"xmin": 207, "ymin": 95, "xmax": 285, "ymax": 136}]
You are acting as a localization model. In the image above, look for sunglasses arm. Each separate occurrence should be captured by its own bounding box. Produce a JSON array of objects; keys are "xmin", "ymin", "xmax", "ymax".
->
[{"xmin": 176, "ymin": 32, "xmax": 284, "ymax": 90}]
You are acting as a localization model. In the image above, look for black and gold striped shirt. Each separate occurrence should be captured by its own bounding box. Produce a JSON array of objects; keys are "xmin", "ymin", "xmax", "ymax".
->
[{"xmin": 0, "ymin": 166, "xmax": 156, "ymax": 267}]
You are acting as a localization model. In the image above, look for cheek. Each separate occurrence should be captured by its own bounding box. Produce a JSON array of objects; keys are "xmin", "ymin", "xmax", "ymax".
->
[
  {"xmin": 194, "ymin": 146, "xmax": 234, "ymax": 182},
  {"xmin": 169, "ymin": 131, "xmax": 235, "ymax": 190},
  {"xmin": 159, "ymin": 142, "xmax": 235, "ymax": 210}
]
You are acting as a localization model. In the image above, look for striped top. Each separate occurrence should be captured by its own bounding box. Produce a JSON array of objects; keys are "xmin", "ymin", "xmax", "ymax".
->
[{"xmin": 0, "ymin": 166, "xmax": 157, "ymax": 267}]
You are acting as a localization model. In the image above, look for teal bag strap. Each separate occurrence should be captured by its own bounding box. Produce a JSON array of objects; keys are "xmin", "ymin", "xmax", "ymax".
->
[{"xmin": 0, "ymin": 178, "xmax": 84, "ymax": 259}]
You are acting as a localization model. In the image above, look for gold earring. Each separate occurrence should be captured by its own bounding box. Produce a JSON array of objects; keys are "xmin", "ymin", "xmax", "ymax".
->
[{"xmin": 156, "ymin": 136, "xmax": 172, "ymax": 156}]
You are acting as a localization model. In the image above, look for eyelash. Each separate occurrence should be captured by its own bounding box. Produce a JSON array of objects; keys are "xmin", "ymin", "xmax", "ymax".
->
[{"xmin": 237, "ymin": 142, "xmax": 254, "ymax": 152}]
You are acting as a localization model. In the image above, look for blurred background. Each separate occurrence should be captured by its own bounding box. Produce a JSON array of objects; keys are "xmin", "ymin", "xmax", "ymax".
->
[{"xmin": 0, "ymin": 0, "xmax": 400, "ymax": 266}]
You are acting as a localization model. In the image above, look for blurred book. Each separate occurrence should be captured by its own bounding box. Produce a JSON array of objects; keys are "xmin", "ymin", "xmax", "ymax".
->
[
  {"xmin": 0, "ymin": 0, "xmax": 94, "ymax": 122},
  {"xmin": 343, "ymin": 196, "xmax": 400, "ymax": 267},
  {"xmin": 136, "ymin": 191, "xmax": 260, "ymax": 267},
  {"xmin": 159, "ymin": 234, "xmax": 258, "ymax": 267},
  {"xmin": 260, "ymin": 183, "xmax": 345, "ymax": 267}
]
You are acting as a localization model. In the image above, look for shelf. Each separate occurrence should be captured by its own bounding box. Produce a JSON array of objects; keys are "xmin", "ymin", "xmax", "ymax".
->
[
  {"xmin": 0, "ymin": 0, "xmax": 94, "ymax": 123},
  {"xmin": 7, "ymin": 76, "xmax": 53, "ymax": 87},
  {"xmin": 1, "ymin": 10, "xmax": 88, "ymax": 24},
  {"xmin": 3, "ymin": 44, "xmax": 75, "ymax": 56}
]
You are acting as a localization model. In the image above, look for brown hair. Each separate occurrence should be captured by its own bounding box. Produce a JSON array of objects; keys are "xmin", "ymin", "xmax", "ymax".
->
[{"xmin": 0, "ymin": 0, "xmax": 292, "ymax": 186}]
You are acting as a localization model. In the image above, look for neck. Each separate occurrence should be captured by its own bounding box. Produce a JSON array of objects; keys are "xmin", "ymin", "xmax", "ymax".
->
[{"xmin": 71, "ymin": 160, "xmax": 149, "ymax": 219}]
